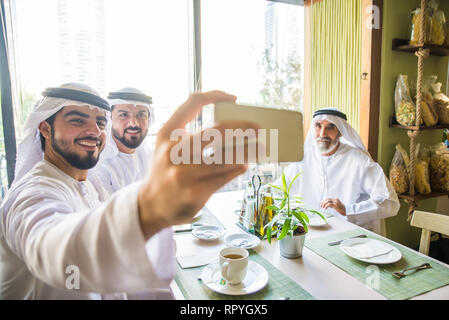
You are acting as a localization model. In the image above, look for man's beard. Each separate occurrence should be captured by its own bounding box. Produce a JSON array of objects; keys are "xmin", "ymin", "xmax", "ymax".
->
[
  {"xmin": 112, "ymin": 126, "xmax": 147, "ymax": 149},
  {"xmin": 51, "ymin": 127, "xmax": 102, "ymax": 170},
  {"xmin": 315, "ymin": 136, "xmax": 339, "ymax": 154}
]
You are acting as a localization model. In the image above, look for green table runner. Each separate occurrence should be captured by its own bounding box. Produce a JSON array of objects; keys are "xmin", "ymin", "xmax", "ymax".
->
[
  {"xmin": 175, "ymin": 250, "xmax": 315, "ymax": 300},
  {"xmin": 305, "ymin": 228, "xmax": 449, "ymax": 300}
]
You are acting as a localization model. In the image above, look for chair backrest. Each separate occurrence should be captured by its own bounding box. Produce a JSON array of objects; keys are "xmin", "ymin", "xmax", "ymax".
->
[{"xmin": 410, "ymin": 210, "xmax": 449, "ymax": 256}]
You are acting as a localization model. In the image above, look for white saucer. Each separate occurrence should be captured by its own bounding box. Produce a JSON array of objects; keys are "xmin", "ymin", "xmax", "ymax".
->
[
  {"xmin": 308, "ymin": 213, "xmax": 328, "ymax": 227},
  {"xmin": 192, "ymin": 225, "xmax": 225, "ymax": 241},
  {"xmin": 224, "ymin": 233, "xmax": 261, "ymax": 249},
  {"xmin": 340, "ymin": 238, "xmax": 402, "ymax": 264},
  {"xmin": 200, "ymin": 260, "xmax": 269, "ymax": 296}
]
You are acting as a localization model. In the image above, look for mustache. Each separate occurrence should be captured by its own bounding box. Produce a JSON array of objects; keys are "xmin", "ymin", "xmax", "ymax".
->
[{"xmin": 317, "ymin": 137, "xmax": 332, "ymax": 143}]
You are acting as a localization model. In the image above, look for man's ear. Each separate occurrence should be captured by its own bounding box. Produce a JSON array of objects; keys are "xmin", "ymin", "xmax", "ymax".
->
[{"xmin": 39, "ymin": 121, "xmax": 51, "ymax": 140}]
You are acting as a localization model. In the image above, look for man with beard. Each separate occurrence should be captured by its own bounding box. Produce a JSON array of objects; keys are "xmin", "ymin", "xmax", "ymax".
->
[
  {"xmin": 0, "ymin": 83, "xmax": 257, "ymax": 299},
  {"xmin": 89, "ymin": 87, "xmax": 154, "ymax": 195},
  {"xmin": 274, "ymin": 108, "xmax": 400, "ymax": 234}
]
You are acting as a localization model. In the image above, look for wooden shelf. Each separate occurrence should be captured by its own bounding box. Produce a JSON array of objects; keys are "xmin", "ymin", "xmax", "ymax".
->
[
  {"xmin": 398, "ymin": 191, "xmax": 449, "ymax": 201},
  {"xmin": 392, "ymin": 39, "xmax": 449, "ymax": 56},
  {"xmin": 389, "ymin": 116, "xmax": 449, "ymax": 131}
]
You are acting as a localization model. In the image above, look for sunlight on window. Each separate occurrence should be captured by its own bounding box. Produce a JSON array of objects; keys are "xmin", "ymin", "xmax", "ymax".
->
[
  {"xmin": 201, "ymin": 0, "xmax": 305, "ymax": 192},
  {"xmin": 12, "ymin": 0, "xmax": 190, "ymax": 140},
  {"xmin": 7, "ymin": 0, "xmax": 304, "ymax": 193}
]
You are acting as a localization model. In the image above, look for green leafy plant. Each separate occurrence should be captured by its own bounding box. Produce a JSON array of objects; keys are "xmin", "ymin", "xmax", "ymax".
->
[{"xmin": 264, "ymin": 172, "xmax": 327, "ymax": 244}]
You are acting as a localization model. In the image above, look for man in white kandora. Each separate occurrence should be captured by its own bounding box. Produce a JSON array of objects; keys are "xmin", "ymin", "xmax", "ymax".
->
[
  {"xmin": 0, "ymin": 83, "xmax": 174, "ymax": 299},
  {"xmin": 0, "ymin": 84, "xmax": 255, "ymax": 299},
  {"xmin": 89, "ymin": 87, "xmax": 155, "ymax": 196},
  {"xmin": 275, "ymin": 108, "xmax": 400, "ymax": 234},
  {"xmin": 88, "ymin": 88, "xmax": 175, "ymax": 299}
]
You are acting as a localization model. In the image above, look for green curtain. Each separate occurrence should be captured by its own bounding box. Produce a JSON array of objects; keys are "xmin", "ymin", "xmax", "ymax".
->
[{"xmin": 311, "ymin": 0, "xmax": 362, "ymax": 132}]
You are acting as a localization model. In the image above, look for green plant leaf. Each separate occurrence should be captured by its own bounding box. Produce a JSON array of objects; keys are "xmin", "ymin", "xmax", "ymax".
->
[
  {"xmin": 268, "ymin": 184, "xmax": 285, "ymax": 193},
  {"xmin": 297, "ymin": 210, "xmax": 309, "ymax": 223},
  {"xmin": 287, "ymin": 172, "xmax": 302, "ymax": 195},
  {"xmin": 309, "ymin": 209, "xmax": 327, "ymax": 222},
  {"xmin": 270, "ymin": 213, "xmax": 285, "ymax": 226},
  {"xmin": 282, "ymin": 173, "xmax": 288, "ymax": 192},
  {"xmin": 280, "ymin": 198, "xmax": 287, "ymax": 210},
  {"xmin": 265, "ymin": 205, "xmax": 280, "ymax": 211},
  {"xmin": 291, "ymin": 211, "xmax": 308, "ymax": 233},
  {"xmin": 278, "ymin": 217, "xmax": 291, "ymax": 241},
  {"xmin": 266, "ymin": 223, "xmax": 272, "ymax": 244}
]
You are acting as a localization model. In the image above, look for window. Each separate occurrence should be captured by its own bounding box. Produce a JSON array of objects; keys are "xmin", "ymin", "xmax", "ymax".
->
[
  {"xmin": 11, "ymin": 0, "xmax": 191, "ymax": 142},
  {"xmin": 3, "ymin": 0, "xmax": 305, "ymax": 193},
  {"xmin": 201, "ymin": 0, "xmax": 305, "ymax": 191}
]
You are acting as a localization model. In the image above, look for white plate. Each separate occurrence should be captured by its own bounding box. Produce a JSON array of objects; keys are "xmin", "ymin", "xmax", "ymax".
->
[
  {"xmin": 340, "ymin": 238, "xmax": 402, "ymax": 264},
  {"xmin": 224, "ymin": 233, "xmax": 261, "ymax": 249},
  {"xmin": 199, "ymin": 260, "xmax": 269, "ymax": 296},
  {"xmin": 307, "ymin": 213, "xmax": 328, "ymax": 227},
  {"xmin": 192, "ymin": 225, "xmax": 225, "ymax": 241}
]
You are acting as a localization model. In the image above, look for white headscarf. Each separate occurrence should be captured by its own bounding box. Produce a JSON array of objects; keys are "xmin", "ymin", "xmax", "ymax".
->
[
  {"xmin": 13, "ymin": 83, "xmax": 110, "ymax": 184},
  {"xmin": 108, "ymin": 87, "xmax": 154, "ymax": 126},
  {"xmin": 101, "ymin": 87, "xmax": 154, "ymax": 160},
  {"xmin": 305, "ymin": 107, "xmax": 370, "ymax": 158}
]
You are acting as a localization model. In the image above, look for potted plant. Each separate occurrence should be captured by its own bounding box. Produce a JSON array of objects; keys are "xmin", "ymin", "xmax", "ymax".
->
[{"xmin": 264, "ymin": 172, "xmax": 327, "ymax": 258}]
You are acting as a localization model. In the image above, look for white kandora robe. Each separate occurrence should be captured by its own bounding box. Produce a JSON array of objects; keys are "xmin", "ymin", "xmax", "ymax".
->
[
  {"xmin": 274, "ymin": 111, "xmax": 400, "ymax": 233},
  {"xmin": 0, "ymin": 160, "xmax": 175, "ymax": 299},
  {"xmin": 88, "ymin": 139, "xmax": 153, "ymax": 196},
  {"xmin": 276, "ymin": 143, "xmax": 400, "ymax": 232}
]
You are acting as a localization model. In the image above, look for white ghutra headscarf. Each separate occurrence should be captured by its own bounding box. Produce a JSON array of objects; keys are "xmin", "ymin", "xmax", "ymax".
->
[
  {"xmin": 305, "ymin": 107, "xmax": 370, "ymax": 158},
  {"xmin": 13, "ymin": 83, "xmax": 110, "ymax": 184}
]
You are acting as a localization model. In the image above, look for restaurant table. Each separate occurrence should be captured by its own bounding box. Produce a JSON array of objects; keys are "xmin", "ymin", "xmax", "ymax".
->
[{"xmin": 170, "ymin": 190, "xmax": 449, "ymax": 300}]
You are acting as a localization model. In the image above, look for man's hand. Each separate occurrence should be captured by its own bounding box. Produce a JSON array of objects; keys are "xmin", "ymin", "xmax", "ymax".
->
[
  {"xmin": 137, "ymin": 91, "xmax": 260, "ymax": 239},
  {"xmin": 320, "ymin": 198, "xmax": 346, "ymax": 216}
]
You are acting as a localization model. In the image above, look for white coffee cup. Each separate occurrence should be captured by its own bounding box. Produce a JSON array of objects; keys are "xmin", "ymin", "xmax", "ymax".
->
[{"xmin": 219, "ymin": 247, "xmax": 249, "ymax": 285}]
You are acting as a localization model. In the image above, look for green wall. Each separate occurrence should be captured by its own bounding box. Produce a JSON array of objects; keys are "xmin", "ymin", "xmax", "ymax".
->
[{"xmin": 379, "ymin": 0, "xmax": 449, "ymax": 248}]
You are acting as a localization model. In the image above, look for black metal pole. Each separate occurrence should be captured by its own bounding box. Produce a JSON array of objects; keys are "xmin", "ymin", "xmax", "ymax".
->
[{"xmin": 0, "ymin": 0, "xmax": 17, "ymax": 187}]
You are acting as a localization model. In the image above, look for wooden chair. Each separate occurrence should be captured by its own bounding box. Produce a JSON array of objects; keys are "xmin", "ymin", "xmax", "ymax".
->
[{"xmin": 410, "ymin": 210, "xmax": 449, "ymax": 256}]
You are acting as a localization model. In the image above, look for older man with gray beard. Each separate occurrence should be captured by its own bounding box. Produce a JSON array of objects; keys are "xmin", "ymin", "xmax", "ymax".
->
[{"xmin": 274, "ymin": 108, "xmax": 400, "ymax": 234}]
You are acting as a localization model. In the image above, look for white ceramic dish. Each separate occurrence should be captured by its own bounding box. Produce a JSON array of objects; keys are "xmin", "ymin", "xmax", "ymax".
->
[
  {"xmin": 199, "ymin": 260, "xmax": 269, "ymax": 296},
  {"xmin": 192, "ymin": 225, "xmax": 225, "ymax": 241},
  {"xmin": 224, "ymin": 233, "xmax": 261, "ymax": 249},
  {"xmin": 340, "ymin": 237, "xmax": 402, "ymax": 264},
  {"xmin": 307, "ymin": 212, "xmax": 329, "ymax": 227}
]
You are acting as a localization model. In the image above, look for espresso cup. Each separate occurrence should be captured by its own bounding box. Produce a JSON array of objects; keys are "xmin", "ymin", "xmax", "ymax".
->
[{"xmin": 219, "ymin": 247, "xmax": 249, "ymax": 285}]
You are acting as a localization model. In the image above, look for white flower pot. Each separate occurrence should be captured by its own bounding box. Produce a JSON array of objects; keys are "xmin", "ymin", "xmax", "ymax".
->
[{"xmin": 279, "ymin": 233, "xmax": 306, "ymax": 259}]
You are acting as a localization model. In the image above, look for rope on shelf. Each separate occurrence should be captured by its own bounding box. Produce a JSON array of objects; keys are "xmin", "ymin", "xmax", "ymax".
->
[{"xmin": 407, "ymin": 0, "xmax": 429, "ymax": 222}]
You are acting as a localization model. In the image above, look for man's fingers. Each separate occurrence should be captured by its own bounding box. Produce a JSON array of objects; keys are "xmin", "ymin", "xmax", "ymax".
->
[
  {"xmin": 159, "ymin": 91, "xmax": 237, "ymax": 140},
  {"xmin": 320, "ymin": 199, "xmax": 335, "ymax": 209}
]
